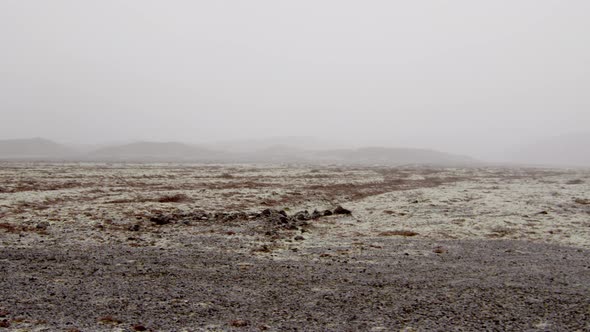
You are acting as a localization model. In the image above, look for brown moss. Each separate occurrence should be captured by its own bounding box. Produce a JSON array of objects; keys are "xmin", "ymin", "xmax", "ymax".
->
[
  {"xmin": 379, "ymin": 230, "xmax": 419, "ymax": 237},
  {"xmin": 157, "ymin": 193, "xmax": 190, "ymax": 203},
  {"xmin": 566, "ymin": 179, "xmax": 584, "ymax": 185},
  {"xmin": 98, "ymin": 316, "xmax": 122, "ymax": 325},
  {"xmin": 230, "ymin": 319, "xmax": 250, "ymax": 327},
  {"xmin": 433, "ymin": 246, "xmax": 448, "ymax": 254},
  {"xmin": 0, "ymin": 223, "xmax": 19, "ymax": 233}
]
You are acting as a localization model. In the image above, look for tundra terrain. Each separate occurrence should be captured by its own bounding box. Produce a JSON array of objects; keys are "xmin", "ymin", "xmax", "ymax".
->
[{"xmin": 0, "ymin": 163, "xmax": 589, "ymax": 331}]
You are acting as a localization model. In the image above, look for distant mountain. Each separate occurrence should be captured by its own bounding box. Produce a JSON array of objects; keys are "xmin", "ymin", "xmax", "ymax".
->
[
  {"xmin": 0, "ymin": 137, "xmax": 478, "ymax": 166},
  {"xmin": 506, "ymin": 132, "xmax": 590, "ymax": 167},
  {"xmin": 89, "ymin": 141, "xmax": 223, "ymax": 162},
  {"xmin": 233, "ymin": 145, "xmax": 477, "ymax": 166},
  {"xmin": 317, "ymin": 147, "xmax": 476, "ymax": 165},
  {"xmin": 207, "ymin": 136, "xmax": 343, "ymax": 152},
  {"xmin": 0, "ymin": 138, "xmax": 76, "ymax": 160}
]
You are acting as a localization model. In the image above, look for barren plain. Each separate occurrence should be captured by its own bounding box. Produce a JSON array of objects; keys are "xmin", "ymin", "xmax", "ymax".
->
[{"xmin": 0, "ymin": 163, "xmax": 589, "ymax": 331}]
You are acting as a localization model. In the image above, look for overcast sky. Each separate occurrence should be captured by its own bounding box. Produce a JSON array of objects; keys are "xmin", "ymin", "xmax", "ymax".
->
[{"xmin": 1, "ymin": 1, "xmax": 589, "ymax": 159}]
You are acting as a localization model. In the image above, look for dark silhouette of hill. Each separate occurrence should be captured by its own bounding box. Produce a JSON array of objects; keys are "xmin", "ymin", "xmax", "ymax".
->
[
  {"xmin": 0, "ymin": 138, "xmax": 76, "ymax": 160},
  {"xmin": 0, "ymin": 138, "xmax": 477, "ymax": 165}
]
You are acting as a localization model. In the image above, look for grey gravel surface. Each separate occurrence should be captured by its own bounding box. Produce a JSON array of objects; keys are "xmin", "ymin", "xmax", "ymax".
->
[{"xmin": 1, "ymin": 238, "xmax": 589, "ymax": 331}]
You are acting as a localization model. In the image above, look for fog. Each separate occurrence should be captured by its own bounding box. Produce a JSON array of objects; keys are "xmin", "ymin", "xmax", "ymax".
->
[{"xmin": 1, "ymin": 1, "xmax": 589, "ymax": 162}]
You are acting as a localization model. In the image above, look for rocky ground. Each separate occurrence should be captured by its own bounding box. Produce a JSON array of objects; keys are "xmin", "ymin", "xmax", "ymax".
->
[{"xmin": 0, "ymin": 163, "xmax": 589, "ymax": 331}]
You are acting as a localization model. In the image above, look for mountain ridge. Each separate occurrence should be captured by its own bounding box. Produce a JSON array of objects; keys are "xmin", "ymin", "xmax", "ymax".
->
[
  {"xmin": 0, "ymin": 138, "xmax": 478, "ymax": 166},
  {"xmin": 0, "ymin": 137, "xmax": 77, "ymax": 159}
]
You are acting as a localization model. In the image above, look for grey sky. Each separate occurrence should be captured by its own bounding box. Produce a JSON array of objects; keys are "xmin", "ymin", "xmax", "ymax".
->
[{"xmin": 1, "ymin": 1, "xmax": 589, "ymax": 160}]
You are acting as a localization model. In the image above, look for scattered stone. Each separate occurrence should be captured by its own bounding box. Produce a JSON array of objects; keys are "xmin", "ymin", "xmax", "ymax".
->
[
  {"xmin": 230, "ymin": 319, "xmax": 250, "ymax": 327},
  {"xmin": 146, "ymin": 207, "xmax": 330, "ymax": 228},
  {"xmin": 133, "ymin": 324, "xmax": 147, "ymax": 331},
  {"xmin": 237, "ymin": 263, "xmax": 253, "ymax": 270},
  {"xmin": 261, "ymin": 209, "xmax": 289, "ymax": 225},
  {"xmin": 574, "ymin": 198, "xmax": 590, "ymax": 205},
  {"xmin": 98, "ymin": 316, "xmax": 122, "ymax": 325},
  {"xmin": 255, "ymin": 245, "xmax": 272, "ymax": 253},
  {"xmin": 293, "ymin": 210, "xmax": 311, "ymax": 221},
  {"xmin": 0, "ymin": 320, "xmax": 9, "ymax": 328},
  {"xmin": 128, "ymin": 224, "xmax": 140, "ymax": 232},
  {"xmin": 259, "ymin": 209, "xmax": 312, "ymax": 234},
  {"xmin": 311, "ymin": 210, "xmax": 323, "ymax": 219},
  {"xmin": 294, "ymin": 235, "xmax": 305, "ymax": 241},
  {"xmin": 333, "ymin": 206, "xmax": 352, "ymax": 215},
  {"xmin": 433, "ymin": 246, "xmax": 448, "ymax": 254},
  {"xmin": 36, "ymin": 221, "xmax": 50, "ymax": 230},
  {"xmin": 536, "ymin": 211, "xmax": 549, "ymax": 215},
  {"xmin": 0, "ymin": 310, "xmax": 9, "ymax": 318},
  {"xmin": 157, "ymin": 193, "xmax": 190, "ymax": 203},
  {"xmin": 142, "ymin": 207, "xmax": 335, "ymax": 240},
  {"xmin": 150, "ymin": 215, "xmax": 172, "ymax": 225}
]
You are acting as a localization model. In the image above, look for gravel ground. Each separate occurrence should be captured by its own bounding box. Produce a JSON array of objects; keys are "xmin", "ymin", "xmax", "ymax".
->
[
  {"xmin": 1, "ymin": 238, "xmax": 589, "ymax": 331},
  {"xmin": 1, "ymin": 164, "xmax": 589, "ymax": 331}
]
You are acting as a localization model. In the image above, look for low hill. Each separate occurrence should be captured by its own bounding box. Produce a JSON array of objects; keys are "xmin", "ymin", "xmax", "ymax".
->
[
  {"xmin": 0, "ymin": 138, "xmax": 478, "ymax": 165},
  {"xmin": 235, "ymin": 145, "xmax": 477, "ymax": 166},
  {"xmin": 0, "ymin": 138, "xmax": 76, "ymax": 160},
  {"xmin": 89, "ymin": 141, "xmax": 222, "ymax": 162},
  {"xmin": 207, "ymin": 136, "xmax": 330, "ymax": 153},
  {"xmin": 318, "ymin": 147, "xmax": 476, "ymax": 165}
]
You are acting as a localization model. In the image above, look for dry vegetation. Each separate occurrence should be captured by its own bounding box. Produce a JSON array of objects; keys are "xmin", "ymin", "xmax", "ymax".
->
[
  {"xmin": 1, "ymin": 162, "xmax": 590, "ymax": 330},
  {"xmin": 379, "ymin": 230, "xmax": 420, "ymax": 237},
  {"xmin": 0, "ymin": 162, "xmax": 588, "ymax": 250}
]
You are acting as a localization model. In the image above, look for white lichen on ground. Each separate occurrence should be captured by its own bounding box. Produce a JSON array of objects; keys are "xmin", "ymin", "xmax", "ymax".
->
[{"xmin": 0, "ymin": 163, "xmax": 588, "ymax": 251}]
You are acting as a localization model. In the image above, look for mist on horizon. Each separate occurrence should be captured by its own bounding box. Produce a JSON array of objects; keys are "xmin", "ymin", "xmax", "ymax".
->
[{"xmin": 1, "ymin": 1, "xmax": 589, "ymax": 163}]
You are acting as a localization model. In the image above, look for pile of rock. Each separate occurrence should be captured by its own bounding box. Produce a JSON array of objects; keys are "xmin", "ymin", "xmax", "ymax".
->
[
  {"xmin": 147, "ymin": 206, "xmax": 352, "ymax": 227},
  {"xmin": 149, "ymin": 210, "xmax": 210, "ymax": 225}
]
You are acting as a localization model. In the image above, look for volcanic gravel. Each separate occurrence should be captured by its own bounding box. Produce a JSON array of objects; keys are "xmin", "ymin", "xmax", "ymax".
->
[{"xmin": 1, "ymin": 238, "xmax": 589, "ymax": 331}]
